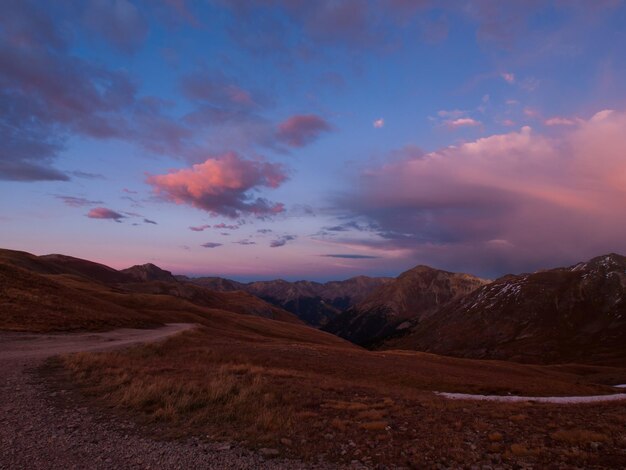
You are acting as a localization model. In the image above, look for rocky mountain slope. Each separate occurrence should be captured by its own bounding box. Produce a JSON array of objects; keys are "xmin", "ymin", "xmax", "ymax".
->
[
  {"xmin": 185, "ymin": 275, "xmax": 393, "ymax": 327},
  {"xmin": 324, "ymin": 265, "xmax": 489, "ymax": 346},
  {"xmin": 387, "ymin": 254, "xmax": 626, "ymax": 364}
]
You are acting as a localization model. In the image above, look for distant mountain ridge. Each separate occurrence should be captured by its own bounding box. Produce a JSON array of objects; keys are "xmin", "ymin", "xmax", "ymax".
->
[
  {"xmin": 184, "ymin": 275, "xmax": 393, "ymax": 327},
  {"xmin": 323, "ymin": 265, "xmax": 489, "ymax": 346},
  {"xmin": 386, "ymin": 254, "xmax": 626, "ymax": 364}
]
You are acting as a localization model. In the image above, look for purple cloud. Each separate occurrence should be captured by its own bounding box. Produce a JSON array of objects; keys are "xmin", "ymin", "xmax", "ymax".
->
[
  {"xmin": 0, "ymin": 2, "xmax": 193, "ymax": 181},
  {"xmin": 201, "ymin": 242, "xmax": 223, "ymax": 248},
  {"xmin": 56, "ymin": 195, "xmax": 103, "ymax": 207},
  {"xmin": 276, "ymin": 114, "xmax": 332, "ymax": 148},
  {"xmin": 321, "ymin": 254, "xmax": 379, "ymax": 259},
  {"xmin": 83, "ymin": 0, "xmax": 149, "ymax": 53},
  {"xmin": 86, "ymin": 207, "xmax": 126, "ymax": 222},
  {"xmin": 189, "ymin": 224, "xmax": 211, "ymax": 232},
  {"xmin": 270, "ymin": 234, "xmax": 296, "ymax": 248},
  {"xmin": 233, "ymin": 239, "xmax": 256, "ymax": 245}
]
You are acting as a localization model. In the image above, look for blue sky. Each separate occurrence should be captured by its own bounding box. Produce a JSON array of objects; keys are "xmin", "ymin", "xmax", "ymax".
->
[{"xmin": 2, "ymin": 1, "xmax": 626, "ymax": 281}]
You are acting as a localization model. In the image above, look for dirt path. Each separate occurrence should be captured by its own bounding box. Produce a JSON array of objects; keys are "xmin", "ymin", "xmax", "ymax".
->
[{"xmin": 0, "ymin": 324, "xmax": 337, "ymax": 470}]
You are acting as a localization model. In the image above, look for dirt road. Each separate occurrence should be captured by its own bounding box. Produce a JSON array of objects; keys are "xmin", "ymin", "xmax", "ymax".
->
[{"xmin": 0, "ymin": 324, "xmax": 336, "ymax": 470}]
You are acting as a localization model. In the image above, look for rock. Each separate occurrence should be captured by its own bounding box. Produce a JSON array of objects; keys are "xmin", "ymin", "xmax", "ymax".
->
[{"xmin": 280, "ymin": 438, "xmax": 292, "ymax": 446}]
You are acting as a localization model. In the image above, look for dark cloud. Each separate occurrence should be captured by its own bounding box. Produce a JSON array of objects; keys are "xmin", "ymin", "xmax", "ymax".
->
[
  {"xmin": 181, "ymin": 70, "xmax": 269, "ymax": 126},
  {"xmin": 71, "ymin": 170, "xmax": 105, "ymax": 179},
  {"xmin": 257, "ymin": 228, "xmax": 273, "ymax": 234},
  {"xmin": 213, "ymin": 223, "xmax": 239, "ymax": 230},
  {"xmin": 55, "ymin": 195, "xmax": 103, "ymax": 207},
  {"xmin": 217, "ymin": 0, "xmax": 433, "ymax": 56},
  {"xmin": 201, "ymin": 242, "xmax": 223, "ymax": 248},
  {"xmin": 143, "ymin": 218, "xmax": 157, "ymax": 224},
  {"xmin": 189, "ymin": 224, "xmax": 211, "ymax": 232},
  {"xmin": 83, "ymin": 0, "xmax": 149, "ymax": 53},
  {"xmin": 0, "ymin": 2, "xmax": 193, "ymax": 181},
  {"xmin": 233, "ymin": 239, "xmax": 256, "ymax": 245},
  {"xmin": 321, "ymin": 254, "xmax": 379, "ymax": 259},
  {"xmin": 270, "ymin": 234, "xmax": 296, "ymax": 248}
]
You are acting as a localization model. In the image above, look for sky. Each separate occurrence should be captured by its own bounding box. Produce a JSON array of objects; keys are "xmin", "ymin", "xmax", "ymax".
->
[{"xmin": 1, "ymin": 0, "xmax": 626, "ymax": 281}]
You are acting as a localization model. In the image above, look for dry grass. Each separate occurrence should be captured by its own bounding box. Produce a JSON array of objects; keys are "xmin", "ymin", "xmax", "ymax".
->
[
  {"xmin": 62, "ymin": 339, "xmax": 294, "ymax": 441},
  {"xmin": 58, "ymin": 326, "xmax": 626, "ymax": 467}
]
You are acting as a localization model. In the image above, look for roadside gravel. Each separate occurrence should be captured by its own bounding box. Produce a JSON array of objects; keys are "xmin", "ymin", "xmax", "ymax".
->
[{"xmin": 0, "ymin": 325, "xmax": 348, "ymax": 470}]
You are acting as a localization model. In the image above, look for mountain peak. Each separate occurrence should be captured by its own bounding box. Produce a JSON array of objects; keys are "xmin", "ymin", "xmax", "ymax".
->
[
  {"xmin": 570, "ymin": 253, "xmax": 626, "ymax": 272},
  {"xmin": 121, "ymin": 263, "xmax": 176, "ymax": 282}
]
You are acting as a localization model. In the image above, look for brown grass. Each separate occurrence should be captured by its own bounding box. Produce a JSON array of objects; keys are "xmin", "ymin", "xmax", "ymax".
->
[
  {"xmin": 58, "ymin": 325, "xmax": 626, "ymax": 468},
  {"xmin": 63, "ymin": 344, "xmax": 293, "ymax": 441}
]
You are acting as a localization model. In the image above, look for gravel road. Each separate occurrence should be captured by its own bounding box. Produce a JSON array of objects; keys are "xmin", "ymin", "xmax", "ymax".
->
[{"xmin": 0, "ymin": 324, "xmax": 344, "ymax": 470}]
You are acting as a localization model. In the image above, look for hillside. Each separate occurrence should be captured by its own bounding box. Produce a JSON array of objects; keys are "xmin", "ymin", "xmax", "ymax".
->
[
  {"xmin": 387, "ymin": 254, "xmax": 626, "ymax": 364},
  {"xmin": 0, "ymin": 248, "xmax": 300, "ymax": 330},
  {"xmin": 324, "ymin": 265, "xmax": 488, "ymax": 346}
]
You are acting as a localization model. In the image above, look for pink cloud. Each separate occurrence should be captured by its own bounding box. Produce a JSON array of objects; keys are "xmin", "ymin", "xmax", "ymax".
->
[
  {"xmin": 276, "ymin": 114, "xmax": 332, "ymax": 147},
  {"xmin": 437, "ymin": 109, "xmax": 466, "ymax": 118},
  {"xmin": 339, "ymin": 109, "xmax": 626, "ymax": 274},
  {"xmin": 373, "ymin": 118, "xmax": 385, "ymax": 128},
  {"xmin": 501, "ymin": 72, "xmax": 515, "ymax": 83},
  {"xmin": 445, "ymin": 117, "xmax": 482, "ymax": 129},
  {"xmin": 86, "ymin": 207, "xmax": 126, "ymax": 222},
  {"xmin": 147, "ymin": 152, "xmax": 287, "ymax": 218},
  {"xmin": 544, "ymin": 116, "xmax": 581, "ymax": 126}
]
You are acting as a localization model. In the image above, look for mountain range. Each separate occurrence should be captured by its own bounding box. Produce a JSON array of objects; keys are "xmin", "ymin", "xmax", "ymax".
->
[
  {"xmin": 183, "ymin": 275, "xmax": 392, "ymax": 326},
  {"xmin": 1, "ymin": 247, "xmax": 625, "ymax": 364},
  {"xmin": 386, "ymin": 254, "xmax": 626, "ymax": 364}
]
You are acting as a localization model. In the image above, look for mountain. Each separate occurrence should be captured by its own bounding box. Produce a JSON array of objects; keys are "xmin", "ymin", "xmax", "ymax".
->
[
  {"xmin": 0, "ymin": 248, "xmax": 300, "ymax": 329},
  {"xmin": 121, "ymin": 263, "xmax": 178, "ymax": 283},
  {"xmin": 324, "ymin": 265, "xmax": 489, "ymax": 347},
  {"xmin": 387, "ymin": 254, "xmax": 626, "ymax": 364},
  {"xmin": 185, "ymin": 275, "xmax": 392, "ymax": 326}
]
